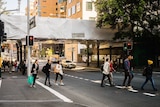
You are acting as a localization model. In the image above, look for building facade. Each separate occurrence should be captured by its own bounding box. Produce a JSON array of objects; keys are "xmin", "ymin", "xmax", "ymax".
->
[
  {"xmin": 29, "ymin": 0, "xmax": 67, "ymax": 18},
  {"xmin": 66, "ymin": 0, "xmax": 97, "ymax": 20}
]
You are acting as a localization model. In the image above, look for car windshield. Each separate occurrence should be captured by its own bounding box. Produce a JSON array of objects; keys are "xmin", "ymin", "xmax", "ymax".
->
[{"xmin": 66, "ymin": 60, "xmax": 72, "ymax": 63}]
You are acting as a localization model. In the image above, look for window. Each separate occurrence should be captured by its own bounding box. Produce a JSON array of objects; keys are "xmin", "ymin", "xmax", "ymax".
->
[
  {"xmin": 76, "ymin": 2, "xmax": 80, "ymax": 12},
  {"xmin": 89, "ymin": 17, "xmax": 96, "ymax": 20},
  {"xmin": 72, "ymin": 5, "xmax": 76, "ymax": 15},
  {"xmin": 68, "ymin": 8, "xmax": 71, "ymax": 16},
  {"xmin": 86, "ymin": 2, "xmax": 92, "ymax": 11},
  {"xmin": 56, "ymin": 8, "xmax": 58, "ymax": 11},
  {"xmin": 68, "ymin": 0, "xmax": 72, "ymax": 3}
]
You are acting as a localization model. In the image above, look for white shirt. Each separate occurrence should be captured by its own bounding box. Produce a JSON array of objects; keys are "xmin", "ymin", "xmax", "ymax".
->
[
  {"xmin": 56, "ymin": 64, "xmax": 63, "ymax": 75},
  {"xmin": 102, "ymin": 61, "xmax": 110, "ymax": 75}
]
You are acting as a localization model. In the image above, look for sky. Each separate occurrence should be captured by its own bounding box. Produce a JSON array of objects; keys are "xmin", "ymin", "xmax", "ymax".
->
[{"xmin": 4, "ymin": 0, "xmax": 27, "ymax": 14}]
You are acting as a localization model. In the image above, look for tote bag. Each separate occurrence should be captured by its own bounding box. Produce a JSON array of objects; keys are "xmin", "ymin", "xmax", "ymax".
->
[{"xmin": 27, "ymin": 75, "xmax": 33, "ymax": 85}]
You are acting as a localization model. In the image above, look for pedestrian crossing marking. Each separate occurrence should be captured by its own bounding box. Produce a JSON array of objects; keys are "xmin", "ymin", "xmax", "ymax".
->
[
  {"xmin": 36, "ymin": 81, "xmax": 73, "ymax": 103},
  {"xmin": 64, "ymin": 74, "xmax": 157, "ymax": 97},
  {"xmin": 143, "ymin": 93, "xmax": 156, "ymax": 97}
]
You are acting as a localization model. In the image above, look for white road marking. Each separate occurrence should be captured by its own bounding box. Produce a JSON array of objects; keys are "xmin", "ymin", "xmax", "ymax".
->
[
  {"xmin": 128, "ymin": 89, "xmax": 139, "ymax": 93},
  {"xmin": 65, "ymin": 74, "xmax": 157, "ymax": 97},
  {"xmin": 36, "ymin": 81, "xmax": 73, "ymax": 103},
  {"xmin": 0, "ymin": 99, "xmax": 62, "ymax": 103},
  {"xmin": 0, "ymin": 79, "xmax": 2, "ymax": 88},
  {"xmin": 91, "ymin": 80, "xmax": 101, "ymax": 83},
  {"xmin": 143, "ymin": 93, "xmax": 156, "ymax": 97}
]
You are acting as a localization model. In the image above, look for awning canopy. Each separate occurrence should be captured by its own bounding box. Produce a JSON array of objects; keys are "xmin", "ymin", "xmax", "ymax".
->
[{"xmin": 1, "ymin": 15, "xmax": 116, "ymax": 41}]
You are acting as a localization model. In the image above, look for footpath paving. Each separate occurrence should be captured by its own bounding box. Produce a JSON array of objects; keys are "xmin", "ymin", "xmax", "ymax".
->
[{"xmin": 0, "ymin": 71, "xmax": 86, "ymax": 107}]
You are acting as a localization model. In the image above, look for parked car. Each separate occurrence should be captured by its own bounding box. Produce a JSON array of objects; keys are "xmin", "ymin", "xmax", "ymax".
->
[{"xmin": 61, "ymin": 60, "xmax": 76, "ymax": 69}]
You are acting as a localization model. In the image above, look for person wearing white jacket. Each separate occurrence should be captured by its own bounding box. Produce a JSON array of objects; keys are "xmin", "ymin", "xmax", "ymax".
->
[
  {"xmin": 101, "ymin": 58, "xmax": 113, "ymax": 87},
  {"xmin": 55, "ymin": 61, "xmax": 64, "ymax": 86}
]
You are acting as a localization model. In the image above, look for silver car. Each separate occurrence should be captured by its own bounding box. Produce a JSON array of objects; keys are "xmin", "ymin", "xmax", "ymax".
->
[{"xmin": 61, "ymin": 60, "xmax": 76, "ymax": 69}]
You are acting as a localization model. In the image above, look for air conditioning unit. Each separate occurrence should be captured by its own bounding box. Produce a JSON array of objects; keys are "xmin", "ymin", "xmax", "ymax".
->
[{"xmin": 60, "ymin": 6, "xmax": 65, "ymax": 13}]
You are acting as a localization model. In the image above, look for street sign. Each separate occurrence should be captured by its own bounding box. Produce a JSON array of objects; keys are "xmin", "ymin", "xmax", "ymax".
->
[
  {"xmin": 72, "ymin": 33, "xmax": 85, "ymax": 39},
  {"xmin": 29, "ymin": 16, "xmax": 36, "ymax": 29}
]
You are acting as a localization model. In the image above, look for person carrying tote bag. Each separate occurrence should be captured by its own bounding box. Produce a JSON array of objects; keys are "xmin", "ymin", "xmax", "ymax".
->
[{"xmin": 54, "ymin": 61, "xmax": 64, "ymax": 86}]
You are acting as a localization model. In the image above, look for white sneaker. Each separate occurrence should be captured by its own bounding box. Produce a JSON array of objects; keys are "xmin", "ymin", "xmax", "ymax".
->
[
  {"xmin": 60, "ymin": 82, "xmax": 64, "ymax": 86},
  {"xmin": 33, "ymin": 85, "xmax": 36, "ymax": 88},
  {"xmin": 121, "ymin": 86, "xmax": 126, "ymax": 89},
  {"xmin": 127, "ymin": 86, "xmax": 133, "ymax": 90},
  {"xmin": 55, "ymin": 83, "xmax": 58, "ymax": 86}
]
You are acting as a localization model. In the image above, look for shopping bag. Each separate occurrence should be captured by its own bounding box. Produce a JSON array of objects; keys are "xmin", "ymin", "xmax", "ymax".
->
[{"xmin": 27, "ymin": 75, "xmax": 33, "ymax": 85}]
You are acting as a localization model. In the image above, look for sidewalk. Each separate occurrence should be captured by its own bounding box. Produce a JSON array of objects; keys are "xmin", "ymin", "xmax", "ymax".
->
[{"xmin": 0, "ymin": 71, "xmax": 86, "ymax": 107}]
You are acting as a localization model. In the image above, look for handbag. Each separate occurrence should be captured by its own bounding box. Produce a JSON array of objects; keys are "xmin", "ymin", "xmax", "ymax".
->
[
  {"xmin": 27, "ymin": 75, "xmax": 34, "ymax": 85},
  {"xmin": 53, "ymin": 66, "xmax": 59, "ymax": 73}
]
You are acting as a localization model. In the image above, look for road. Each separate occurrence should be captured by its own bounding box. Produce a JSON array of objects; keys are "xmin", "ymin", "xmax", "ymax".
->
[{"xmin": 0, "ymin": 63, "xmax": 160, "ymax": 107}]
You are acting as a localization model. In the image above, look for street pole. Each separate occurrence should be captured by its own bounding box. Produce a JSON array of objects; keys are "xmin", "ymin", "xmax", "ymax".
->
[{"xmin": 27, "ymin": 0, "xmax": 31, "ymax": 76}]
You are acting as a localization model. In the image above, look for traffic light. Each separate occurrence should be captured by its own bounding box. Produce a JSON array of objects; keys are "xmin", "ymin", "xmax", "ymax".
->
[
  {"xmin": 2, "ymin": 33, "xmax": 7, "ymax": 42},
  {"xmin": 0, "ymin": 20, "xmax": 4, "ymax": 36},
  {"xmin": 26, "ymin": 36, "xmax": 34, "ymax": 46},
  {"xmin": 127, "ymin": 42, "xmax": 132, "ymax": 50},
  {"xmin": 123, "ymin": 42, "xmax": 127, "ymax": 50}
]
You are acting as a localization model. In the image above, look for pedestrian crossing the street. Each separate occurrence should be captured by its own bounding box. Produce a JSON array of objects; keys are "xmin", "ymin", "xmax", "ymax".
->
[{"xmin": 64, "ymin": 74, "xmax": 158, "ymax": 97}]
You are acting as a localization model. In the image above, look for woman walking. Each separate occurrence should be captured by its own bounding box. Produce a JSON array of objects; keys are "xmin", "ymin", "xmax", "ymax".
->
[
  {"xmin": 31, "ymin": 59, "xmax": 39, "ymax": 88},
  {"xmin": 54, "ymin": 61, "xmax": 64, "ymax": 86}
]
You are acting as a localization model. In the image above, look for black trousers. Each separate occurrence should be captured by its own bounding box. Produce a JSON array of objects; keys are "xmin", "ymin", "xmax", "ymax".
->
[
  {"xmin": 101, "ymin": 73, "xmax": 112, "ymax": 86},
  {"xmin": 55, "ymin": 73, "xmax": 63, "ymax": 81},
  {"xmin": 45, "ymin": 73, "xmax": 51, "ymax": 85}
]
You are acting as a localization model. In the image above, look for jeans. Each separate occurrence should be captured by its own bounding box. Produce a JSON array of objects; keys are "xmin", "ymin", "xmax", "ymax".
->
[
  {"xmin": 32, "ymin": 74, "xmax": 37, "ymax": 85},
  {"xmin": 122, "ymin": 70, "xmax": 132, "ymax": 86},
  {"xmin": 141, "ymin": 75, "xmax": 156, "ymax": 90}
]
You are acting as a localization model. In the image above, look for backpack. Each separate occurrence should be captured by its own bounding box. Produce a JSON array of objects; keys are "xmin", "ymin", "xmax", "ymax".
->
[
  {"xmin": 142, "ymin": 67, "xmax": 147, "ymax": 76},
  {"xmin": 100, "ymin": 64, "xmax": 104, "ymax": 71},
  {"xmin": 42, "ymin": 66, "xmax": 46, "ymax": 73}
]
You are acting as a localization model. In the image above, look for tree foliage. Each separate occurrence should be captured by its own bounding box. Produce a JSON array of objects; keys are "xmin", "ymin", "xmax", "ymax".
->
[
  {"xmin": 95, "ymin": 0, "xmax": 160, "ymax": 40},
  {"xmin": 0, "ymin": 0, "xmax": 6, "ymax": 13}
]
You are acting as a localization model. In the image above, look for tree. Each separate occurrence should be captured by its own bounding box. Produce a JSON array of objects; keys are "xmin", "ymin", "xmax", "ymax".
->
[
  {"xmin": 0, "ymin": 0, "xmax": 6, "ymax": 14},
  {"xmin": 95, "ymin": 0, "xmax": 160, "ymax": 40}
]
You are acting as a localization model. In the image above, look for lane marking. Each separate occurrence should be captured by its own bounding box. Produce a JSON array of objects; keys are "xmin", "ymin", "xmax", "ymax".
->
[
  {"xmin": 143, "ymin": 93, "xmax": 156, "ymax": 97},
  {"xmin": 0, "ymin": 79, "xmax": 2, "ymax": 88},
  {"xmin": 65, "ymin": 74, "xmax": 157, "ymax": 97},
  {"xmin": 36, "ymin": 81, "xmax": 73, "ymax": 103},
  {"xmin": 0, "ymin": 99, "xmax": 62, "ymax": 103},
  {"xmin": 128, "ymin": 89, "xmax": 139, "ymax": 93}
]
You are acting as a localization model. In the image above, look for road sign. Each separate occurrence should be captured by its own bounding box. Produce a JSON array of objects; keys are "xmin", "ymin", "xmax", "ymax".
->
[{"xmin": 29, "ymin": 16, "xmax": 36, "ymax": 29}]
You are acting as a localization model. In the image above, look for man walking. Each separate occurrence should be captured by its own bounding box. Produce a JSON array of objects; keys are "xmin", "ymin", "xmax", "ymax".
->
[
  {"xmin": 44, "ymin": 60, "xmax": 52, "ymax": 87},
  {"xmin": 101, "ymin": 58, "xmax": 113, "ymax": 87},
  {"xmin": 122, "ymin": 55, "xmax": 133, "ymax": 89}
]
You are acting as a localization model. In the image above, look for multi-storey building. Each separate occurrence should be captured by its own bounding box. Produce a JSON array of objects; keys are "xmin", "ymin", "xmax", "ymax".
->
[
  {"xmin": 28, "ymin": 0, "xmax": 67, "ymax": 18},
  {"xmin": 66, "ymin": 0, "xmax": 97, "ymax": 20}
]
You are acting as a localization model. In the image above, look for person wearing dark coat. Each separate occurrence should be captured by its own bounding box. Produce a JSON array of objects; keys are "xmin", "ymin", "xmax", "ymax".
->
[
  {"xmin": 44, "ymin": 59, "xmax": 52, "ymax": 87},
  {"xmin": 141, "ymin": 60, "xmax": 157, "ymax": 91},
  {"xmin": 31, "ymin": 59, "xmax": 39, "ymax": 88}
]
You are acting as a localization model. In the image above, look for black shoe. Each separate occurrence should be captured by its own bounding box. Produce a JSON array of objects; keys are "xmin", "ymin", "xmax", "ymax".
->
[
  {"xmin": 141, "ymin": 87, "xmax": 144, "ymax": 90},
  {"xmin": 101, "ymin": 85, "xmax": 104, "ymax": 87},
  {"xmin": 154, "ymin": 88, "xmax": 158, "ymax": 91}
]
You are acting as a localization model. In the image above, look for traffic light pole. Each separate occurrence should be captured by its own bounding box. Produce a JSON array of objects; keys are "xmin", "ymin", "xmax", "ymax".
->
[{"xmin": 27, "ymin": 0, "xmax": 31, "ymax": 76}]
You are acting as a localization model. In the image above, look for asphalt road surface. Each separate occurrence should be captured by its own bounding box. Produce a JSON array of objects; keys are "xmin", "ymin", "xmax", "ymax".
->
[{"xmin": 0, "ymin": 66, "xmax": 160, "ymax": 107}]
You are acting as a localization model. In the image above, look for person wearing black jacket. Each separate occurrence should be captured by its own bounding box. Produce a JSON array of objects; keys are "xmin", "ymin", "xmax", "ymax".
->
[
  {"xmin": 44, "ymin": 60, "xmax": 52, "ymax": 87},
  {"xmin": 141, "ymin": 60, "xmax": 157, "ymax": 91},
  {"xmin": 31, "ymin": 59, "xmax": 39, "ymax": 88}
]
